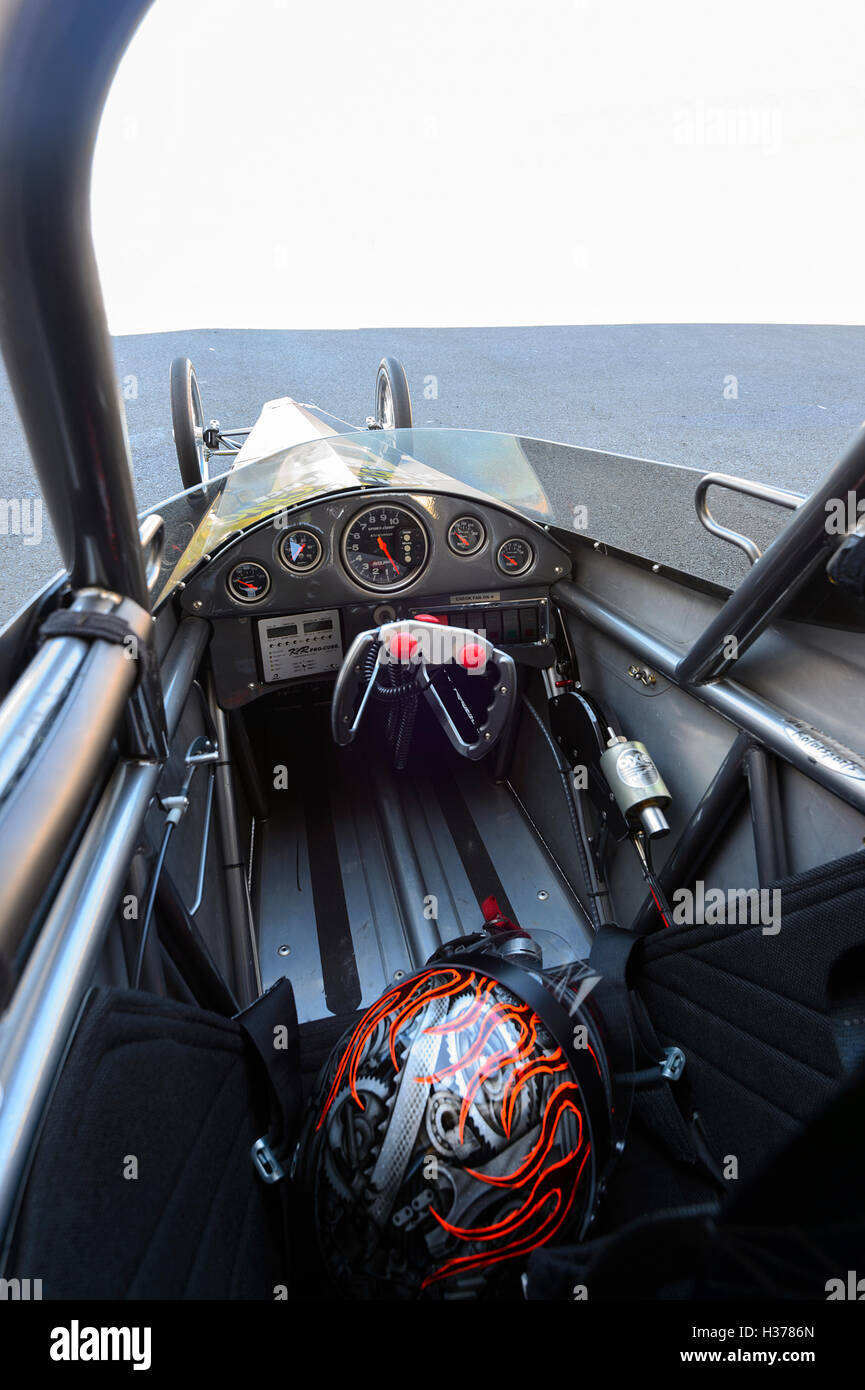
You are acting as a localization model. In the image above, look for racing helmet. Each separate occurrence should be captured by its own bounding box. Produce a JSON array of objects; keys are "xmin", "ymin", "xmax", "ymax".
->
[{"xmin": 295, "ymin": 943, "xmax": 631, "ymax": 1298}]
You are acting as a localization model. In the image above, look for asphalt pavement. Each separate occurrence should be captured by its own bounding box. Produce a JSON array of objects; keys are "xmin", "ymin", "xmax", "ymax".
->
[{"xmin": 2, "ymin": 324, "xmax": 864, "ymax": 626}]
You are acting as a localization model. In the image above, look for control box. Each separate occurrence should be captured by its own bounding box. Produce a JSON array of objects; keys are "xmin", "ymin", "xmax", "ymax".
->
[{"xmin": 257, "ymin": 608, "xmax": 344, "ymax": 683}]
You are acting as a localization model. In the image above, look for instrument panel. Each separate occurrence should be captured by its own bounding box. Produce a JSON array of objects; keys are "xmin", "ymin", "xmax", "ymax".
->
[
  {"xmin": 182, "ymin": 491, "xmax": 569, "ymax": 620},
  {"xmin": 179, "ymin": 491, "xmax": 571, "ymax": 707}
]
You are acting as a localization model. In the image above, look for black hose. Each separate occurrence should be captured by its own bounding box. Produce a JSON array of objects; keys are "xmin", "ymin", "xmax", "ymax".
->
[
  {"xmin": 361, "ymin": 644, "xmax": 413, "ymax": 699},
  {"xmin": 362, "ymin": 645, "xmax": 420, "ymax": 768},
  {"xmin": 393, "ymin": 693, "xmax": 417, "ymax": 770},
  {"xmin": 520, "ymin": 694, "xmax": 610, "ymax": 931}
]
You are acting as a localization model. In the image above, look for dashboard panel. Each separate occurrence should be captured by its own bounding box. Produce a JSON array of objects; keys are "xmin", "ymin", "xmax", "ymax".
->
[{"xmin": 179, "ymin": 490, "xmax": 571, "ymax": 707}]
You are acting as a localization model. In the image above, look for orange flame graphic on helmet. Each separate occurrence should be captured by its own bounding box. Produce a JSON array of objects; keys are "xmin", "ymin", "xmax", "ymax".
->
[{"xmin": 316, "ymin": 966, "xmax": 598, "ymax": 1287}]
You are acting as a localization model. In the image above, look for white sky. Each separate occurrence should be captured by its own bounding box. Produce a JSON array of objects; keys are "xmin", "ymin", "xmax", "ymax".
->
[{"xmin": 92, "ymin": 0, "xmax": 865, "ymax": 333}]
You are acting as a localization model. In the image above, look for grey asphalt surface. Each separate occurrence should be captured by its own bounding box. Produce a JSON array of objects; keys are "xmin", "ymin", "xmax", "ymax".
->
[{"xmin": 2, "ymin": 324, "xmax": 864, "ymax": 626}]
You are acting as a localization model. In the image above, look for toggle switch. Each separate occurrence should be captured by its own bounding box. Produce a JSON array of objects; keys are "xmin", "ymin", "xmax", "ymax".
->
[{"xmin": 502, "ymin": 609, "xmax": 520, "ymax": 644}]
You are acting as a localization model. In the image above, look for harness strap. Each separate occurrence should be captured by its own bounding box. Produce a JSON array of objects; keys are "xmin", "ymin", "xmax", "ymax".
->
[
  {"xmin": 41, "ymin": 608, "xmax": 143, "ymax": 648},
  {"xmin": 589, "ymin": 924, "xmax": 726, "ymax": 1185},
  {"xmin": 235, "ymin": 977, "xmax": 303, "ymax": 1179}
]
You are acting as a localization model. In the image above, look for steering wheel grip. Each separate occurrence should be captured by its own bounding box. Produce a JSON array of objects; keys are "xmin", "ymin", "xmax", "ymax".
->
[
  {"xmin": 330, "ymin": 620, "xmax": 518, "ymax": 759},
  {"xmin": 420, "ymin": 652, "xmax": 517, "ymax": 760},
  {"xmin": 331, "ymin": 629, "xmax": 379, "ymax": 746}
]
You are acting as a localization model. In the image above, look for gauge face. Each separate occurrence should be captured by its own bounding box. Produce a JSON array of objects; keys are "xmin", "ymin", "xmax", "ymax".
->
[
  {"xmin": 226, "ymin": 560, "xmax": 271, "ymax": 603},
  {"xmin": 278, "ymin": 527, "xmax": 323, "ymax": 574},
  {"xmin": 447, "ymin": 515, "xmax": 486, "ymax": 556},
  {"xmin": 342, "ymin": 505, "xmax": 429, "ymax": 592},
  {"xmin": 496, "ymin": 537, "xmax": 534, "ymax": 577}
]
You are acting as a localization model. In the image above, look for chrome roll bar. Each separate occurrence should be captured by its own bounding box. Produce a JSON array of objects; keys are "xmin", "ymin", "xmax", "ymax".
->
[
  {"xmin": 0, "ymin": 617, "xmax": 209, "ymax": 1244},
  {"xmin": 695, "ymin": 471, "xmax": 804, "ymax": 566}
]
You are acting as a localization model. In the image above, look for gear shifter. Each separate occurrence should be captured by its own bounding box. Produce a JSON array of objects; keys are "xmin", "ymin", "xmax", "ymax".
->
[{"xmin": 330, "ymin": 618, "xmax": 517, "ymax": 761}]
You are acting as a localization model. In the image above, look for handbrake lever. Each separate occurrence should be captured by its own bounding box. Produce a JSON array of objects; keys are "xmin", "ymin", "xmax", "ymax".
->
[{"xmin": 330, "ymin": 618, "xmax": 517, "ymax": 760}]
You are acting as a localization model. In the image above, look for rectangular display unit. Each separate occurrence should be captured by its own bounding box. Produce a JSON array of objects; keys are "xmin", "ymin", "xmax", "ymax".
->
[{"xmin": 257, "ymin": 608, "xmax": 344, "ymax": 683}]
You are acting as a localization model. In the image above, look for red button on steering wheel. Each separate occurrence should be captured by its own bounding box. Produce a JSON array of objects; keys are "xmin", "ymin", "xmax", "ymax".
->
[
  {"xmin": 456, "ymin": 642, "xmax": 486, "ymax": 670},
  {"xmin": 388, "ymin": 632, "xmax": 419, "ymax": 661}
]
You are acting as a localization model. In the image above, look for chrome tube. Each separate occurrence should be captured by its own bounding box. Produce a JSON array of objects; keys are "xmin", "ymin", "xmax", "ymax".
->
[
  {"xmin": 0, "ymin": 592, "xmax": 155, "ymax": 957},
  {"xmin": 208, "ymin": 680, "xmax": 262, "ymax": 1006},
  {"xmin": 0, "ymin": 0, "xmax": 154, "ymax": 605},
  {"xmin": 694, "ymin": 472, "xmax": 803, "ymax": 566},
  {"xmin": 0, "ymin": 617, "xmax": 208, "ymax": 1242},
  {"xmin": 677, "ymin": 422, "xmax": 865, "ymax": 685},
  {"xmin": 0, "ymin": 641, "xmax": 88, "ymax": 799},
  {"xmin": 744, "ymin": 746, "xmax": 787, "ymax": 887}
]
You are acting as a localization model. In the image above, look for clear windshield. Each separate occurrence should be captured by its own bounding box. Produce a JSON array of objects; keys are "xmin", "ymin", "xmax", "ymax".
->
[
  {"xmin": 154, "ymin": 427, "xmax": 555, "ymax": 603},
  {"xmin": 151, "ymin": 424, "xmax": 796, "ymax": 608}
]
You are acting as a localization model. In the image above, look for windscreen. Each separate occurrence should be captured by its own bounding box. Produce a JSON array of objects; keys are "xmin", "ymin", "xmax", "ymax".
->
[
  {"xmin": 151, "ymin": 423, "xmax": 796, "ymax": 609},
  {"xmin": 153, "ymin": 427, "xmax": 555, "ymax": 604}
]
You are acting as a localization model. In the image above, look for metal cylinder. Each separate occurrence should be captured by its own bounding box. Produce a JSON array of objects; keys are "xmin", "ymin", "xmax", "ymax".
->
[
  {"xmin": 639, "ymin": 804, "xmax": 670, "ymax": 840},
  {"xmin": 599, "ymin": 738, "xmax": 671, "ymax": 826}
]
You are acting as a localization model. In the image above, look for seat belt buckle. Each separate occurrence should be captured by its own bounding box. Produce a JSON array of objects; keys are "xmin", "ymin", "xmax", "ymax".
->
[
  {"xmin": 660, "ymin": 1046, "xmax": 686, "ymax": 1081},
  {"xmin": 251, "ymin": 1135, "xmax": 285, "ymax": 1184}
]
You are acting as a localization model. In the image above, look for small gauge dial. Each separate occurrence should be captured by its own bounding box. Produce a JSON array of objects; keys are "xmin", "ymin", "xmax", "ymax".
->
[
  {"xmin": 496, "ymin": 537, "xmax": 534, "ymax": 577},
  {"xmin": 226, "ymin": 560, "xmax": 271, "ymax": 603},
  {"xmin": 342, "ymin": 505, "xmax": 429, "ymax": 592},
  {"xmin": 278, "ymin": 527, "xmax": 323, "ymax": 574},
  {"xmin": 447, "ymin": 516, "xmax": 486, "ymax": 556}
]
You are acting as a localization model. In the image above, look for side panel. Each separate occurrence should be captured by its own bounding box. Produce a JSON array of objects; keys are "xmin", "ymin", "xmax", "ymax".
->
[{"xmin": 552, "ymin": 545, "xmax": 865, "ymax": 928}]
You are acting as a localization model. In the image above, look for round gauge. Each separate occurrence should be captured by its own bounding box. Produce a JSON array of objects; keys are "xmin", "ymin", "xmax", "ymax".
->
[
  {"xmin": 342, "ymin": 504, "xmax": 429, "ymax": 592},
  {"xmin": 496, "ymin": 537, "xmax": 535, "ymax": 577},
  {"xmin": 278, "ymin": 527, "xmax": 323, "ymax": 574},
  {"xmin": 226, "ymin": 560, "xmax": 271, "ymax": 603},
  {"xmin": 447, "ymin": 515, "xmax": 486, "ymax": 557}
]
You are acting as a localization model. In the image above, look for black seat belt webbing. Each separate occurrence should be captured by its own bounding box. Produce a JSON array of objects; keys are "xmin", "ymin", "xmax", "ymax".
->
[{"xmin": 235, "ymin": 976, "xmax": 303, "ymax": 1166}]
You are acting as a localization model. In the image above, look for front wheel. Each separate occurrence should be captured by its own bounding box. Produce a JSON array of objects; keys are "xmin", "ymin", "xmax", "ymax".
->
[
  {"xmin": 169, "ymin": 356, "xmax": 209, "ymax": 489},
  {"xmin": 373, "ymin": 357, "xmax": 412, "ymax": 430}
]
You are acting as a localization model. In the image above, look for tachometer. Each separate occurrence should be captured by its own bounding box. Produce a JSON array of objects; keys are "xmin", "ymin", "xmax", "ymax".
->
[
  {"xmin": 496, "ymin": 537, "xmax": 534, "ymax": 576},
  {"xmin": 227, "ymin": 560, "xmax": 271, "ymax": 603},
  {"xmin": 342, "ymin": 505, "xmax": 429, "ymax": 592}
]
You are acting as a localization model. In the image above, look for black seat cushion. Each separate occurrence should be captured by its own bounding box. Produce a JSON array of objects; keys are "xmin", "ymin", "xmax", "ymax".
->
[
  {"xmin": 6, "ymin": 987, "xmax": 286, "ymax": 1299},
  {"xmin": 630, "ymin": 849, "xmax": 865, "ymax": 1179}
]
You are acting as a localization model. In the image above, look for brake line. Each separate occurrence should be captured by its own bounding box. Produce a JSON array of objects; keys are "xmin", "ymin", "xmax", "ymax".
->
[
  {"xmin": 632, "ymin": 832, "xmax": 675, "ymax": 929},
  {"xmin": 520, "ymin": 695, "xmax": 613, "ymax": 931}
]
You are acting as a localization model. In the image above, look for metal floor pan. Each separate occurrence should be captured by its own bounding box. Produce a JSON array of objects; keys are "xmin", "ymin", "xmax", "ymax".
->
[{"xmin": 252, "ymin": 719, "xmax": 592, "ymax": 1025}]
